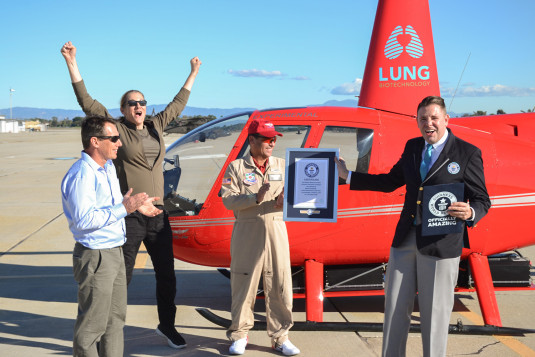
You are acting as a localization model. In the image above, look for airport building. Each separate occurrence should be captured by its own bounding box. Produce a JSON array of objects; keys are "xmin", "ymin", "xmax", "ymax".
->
[
  {"xmin": 0, "ymin": 115, "xmax": 23, "ymax": 133},
  {"xmin": 0, "ymin": 115, "xmax": 46, "ymax": 133}
]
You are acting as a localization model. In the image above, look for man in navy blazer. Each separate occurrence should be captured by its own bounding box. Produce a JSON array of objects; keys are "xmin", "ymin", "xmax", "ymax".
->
[{"xmin": 336, "ymin": 96, "xmax": 491, "ymax": 357}]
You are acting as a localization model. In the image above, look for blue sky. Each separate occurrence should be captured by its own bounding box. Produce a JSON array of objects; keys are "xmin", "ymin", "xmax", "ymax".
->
[{"xmin": 2, "ymin": 0, "xmax": 534, "ymax": 115}]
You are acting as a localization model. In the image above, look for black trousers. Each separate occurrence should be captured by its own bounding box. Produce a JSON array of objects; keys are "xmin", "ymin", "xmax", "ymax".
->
[{"xmin": 123, "ymin": 208, "xmax": 177, "ymax": 327}]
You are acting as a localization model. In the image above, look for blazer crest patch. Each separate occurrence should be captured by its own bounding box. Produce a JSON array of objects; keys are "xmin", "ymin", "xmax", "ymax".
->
[{"xmin": 447, "ymin": 162, "xmax": 460, "ymax": 174}]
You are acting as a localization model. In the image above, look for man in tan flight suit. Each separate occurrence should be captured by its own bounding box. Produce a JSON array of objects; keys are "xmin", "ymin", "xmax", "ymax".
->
[{"xmin": 221, "ymin": 119, "xmax": 300, "ymax": 356}]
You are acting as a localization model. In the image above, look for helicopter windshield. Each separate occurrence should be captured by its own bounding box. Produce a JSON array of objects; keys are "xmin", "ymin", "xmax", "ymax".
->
[{"xmin": 163, "ymin": 113, "xmax": 250, "ymax": 216}]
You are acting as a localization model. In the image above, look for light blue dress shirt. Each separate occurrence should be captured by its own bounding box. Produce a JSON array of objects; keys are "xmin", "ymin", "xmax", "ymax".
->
[{"xmin": 61, "ymin": 151, "xmax": 127, "ymax": 249}]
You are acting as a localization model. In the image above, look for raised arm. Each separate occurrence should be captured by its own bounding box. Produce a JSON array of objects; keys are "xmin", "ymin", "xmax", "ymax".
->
[
  {"xmin": 61, "ymin": 41, "xmax": 82, "ymax": 83},
  {"xmin": 60, "ymin": 41, "xmax": 111, "ymax": 118},
  {"xmin": 150, "ymin": 57, "xmax": 202, "ymax": 129},
  {"xmin": 183, "ymin": 56, "xmax": 202, "ymax": 91}
]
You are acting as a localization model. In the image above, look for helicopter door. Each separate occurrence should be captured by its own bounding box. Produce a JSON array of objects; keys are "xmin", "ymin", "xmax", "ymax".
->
[{"xmin": 317, "ymin": 126, "xmax": 374, "ymax": 174}]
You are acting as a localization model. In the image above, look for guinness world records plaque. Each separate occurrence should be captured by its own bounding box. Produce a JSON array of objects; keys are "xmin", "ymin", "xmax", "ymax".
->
[{"xmin": 284, "ymin": 148, "xmax": 338, "ymax": 222}]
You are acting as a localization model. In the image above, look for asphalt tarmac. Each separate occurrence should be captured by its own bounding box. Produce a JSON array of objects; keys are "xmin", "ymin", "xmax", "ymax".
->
[{"xmin": 1, "ymin": 128, "xmax": 535, "ymax": 356}]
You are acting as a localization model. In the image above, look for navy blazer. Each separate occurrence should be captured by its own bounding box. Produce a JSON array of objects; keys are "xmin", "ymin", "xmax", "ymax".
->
[{"xmin": 350, "ymin": 129, "xmax": 491, "ymax": 258}]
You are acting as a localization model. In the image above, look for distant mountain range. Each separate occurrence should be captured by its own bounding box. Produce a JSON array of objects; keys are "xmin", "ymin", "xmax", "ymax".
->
[
  {"xmin": 0, "ymin": 99, "xmax": 359, "ymax": 120},
  {"xmin": 0, "ymin": 99, "xmax": 468, "ymax": 120}
]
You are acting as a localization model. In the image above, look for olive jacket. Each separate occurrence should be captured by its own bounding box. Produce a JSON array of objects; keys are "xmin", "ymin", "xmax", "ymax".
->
[{"xmin": 72, "ymin": 80, "xmax": 190, "ymax": 205}]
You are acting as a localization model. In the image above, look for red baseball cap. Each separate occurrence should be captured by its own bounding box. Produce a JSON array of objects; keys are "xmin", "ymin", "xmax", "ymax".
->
[{"xmin": 248, "ymin": 119, "xmax": 283, "ymax": 137}]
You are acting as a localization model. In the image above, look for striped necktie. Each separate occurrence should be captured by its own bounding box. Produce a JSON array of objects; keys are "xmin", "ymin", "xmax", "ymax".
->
[{"xmin": 420, "ymin": 143, "xmax": 433, "ymax": 179}]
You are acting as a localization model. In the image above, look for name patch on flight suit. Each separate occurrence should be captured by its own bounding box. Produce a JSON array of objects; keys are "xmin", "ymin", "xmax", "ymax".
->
[{"xmin": 268, "ymin": 174, "xmax": 282, "ymax": 181}]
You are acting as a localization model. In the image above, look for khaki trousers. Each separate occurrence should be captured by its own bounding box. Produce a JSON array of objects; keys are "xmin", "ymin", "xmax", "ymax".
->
[
  {"xmin": 72, "ymin": 243, "xmax": 127, "ymax": 357},
  {"xmin": 227, "ymin": 243, "xmax": 293, "ymax": 345}
]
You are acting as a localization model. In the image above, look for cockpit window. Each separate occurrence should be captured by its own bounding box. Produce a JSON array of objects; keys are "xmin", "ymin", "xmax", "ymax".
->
[
  {"xmin": 237, "ymin": 125, "xmax": 311, "ymax": 160},
  {"xmin": 163, "ymin": 114, "xmax": 250, "ymax": 216},
  {"xmin": 318, "ymin": 126, "xmax": 374, "ymax": 173}
]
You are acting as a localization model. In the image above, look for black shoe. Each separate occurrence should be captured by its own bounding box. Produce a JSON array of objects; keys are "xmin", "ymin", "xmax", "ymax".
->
[{"xmin": 156, "ymin": 324, "xmax": 187, "ymax": 349}]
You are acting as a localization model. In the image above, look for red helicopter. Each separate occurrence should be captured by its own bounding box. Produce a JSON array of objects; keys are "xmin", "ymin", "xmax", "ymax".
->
[{"xmin": 162, "ymin": 0, "xmax": 535, "ymax": 333}]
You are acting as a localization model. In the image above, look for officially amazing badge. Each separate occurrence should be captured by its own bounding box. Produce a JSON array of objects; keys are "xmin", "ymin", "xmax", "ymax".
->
[{"xmin": 421, "ymin": 183, "xmax": 465, "ymax": 236}]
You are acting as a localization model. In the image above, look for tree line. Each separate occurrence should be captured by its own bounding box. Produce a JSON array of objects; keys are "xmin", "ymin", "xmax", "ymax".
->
[
  {"xmin": 38, "ymin": 114, "xmax": 218, "ymax": 131},
  {"xmin": 460, "ymin": 106, "xmax": 535, "ymax": 117}
]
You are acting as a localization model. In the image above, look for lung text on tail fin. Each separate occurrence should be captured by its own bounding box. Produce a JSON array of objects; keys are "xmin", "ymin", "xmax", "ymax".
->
[{"xmin": 358, "ymin": 0, "xmax": 440, "ymax": 117}]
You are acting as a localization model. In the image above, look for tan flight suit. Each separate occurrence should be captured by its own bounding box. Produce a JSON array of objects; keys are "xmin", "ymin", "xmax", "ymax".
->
[{"xmin": 221, "ymin": 152, "xmax": 293, "ymax": 345}]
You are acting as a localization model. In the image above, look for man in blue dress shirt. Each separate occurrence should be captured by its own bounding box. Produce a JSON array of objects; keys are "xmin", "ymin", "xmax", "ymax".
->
[{"xmin": 61, "ymin": 116, "xmax": 162, "ymax": 356}]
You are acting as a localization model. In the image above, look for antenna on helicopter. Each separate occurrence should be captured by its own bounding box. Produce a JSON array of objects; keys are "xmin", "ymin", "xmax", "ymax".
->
[{"xmin": 449, "ymin": 52, "xmax": 471, "ymax": 113}]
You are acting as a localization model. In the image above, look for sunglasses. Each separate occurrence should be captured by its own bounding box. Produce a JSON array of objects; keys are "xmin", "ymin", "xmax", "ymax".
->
[
  {"xmin": 127, "ymin": 100, "xmax": 147, "ymax": 107},
  {"xmin": 96, "ymin": 135, "xmax": 121, "ymax": 143},
  {"xmin": 254, "ymin": 135, "xmax": 277, "ymax": 144}
]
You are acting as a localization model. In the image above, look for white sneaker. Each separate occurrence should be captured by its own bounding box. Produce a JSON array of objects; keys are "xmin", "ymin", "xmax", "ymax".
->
[
  {"xmin": 229, "ymin": 337, "xmax": 248, "ymax": 355},
  {"xmin": 273, "ymin": 340, "xmax": 300, "ymax": 356}
]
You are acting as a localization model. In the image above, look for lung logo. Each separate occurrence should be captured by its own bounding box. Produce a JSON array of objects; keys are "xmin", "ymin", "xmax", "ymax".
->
[{"xmin": 384, "ymin": 25, "xmax": 424, "ymax": 59}]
